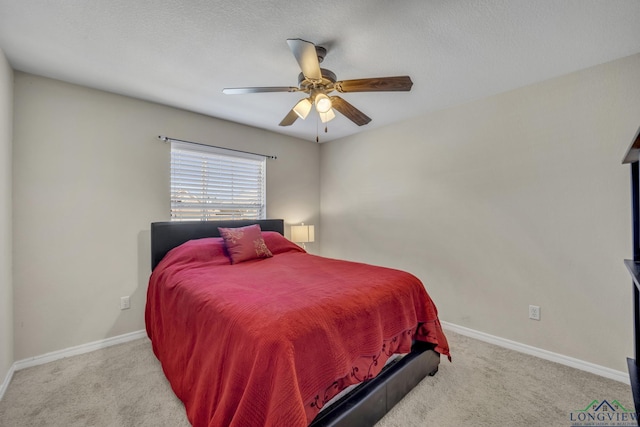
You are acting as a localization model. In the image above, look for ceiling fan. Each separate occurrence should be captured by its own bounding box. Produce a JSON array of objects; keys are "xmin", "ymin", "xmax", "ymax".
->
[{"xmin": 222, "ymin": 39, "xmax": 413, "ymax": 128}]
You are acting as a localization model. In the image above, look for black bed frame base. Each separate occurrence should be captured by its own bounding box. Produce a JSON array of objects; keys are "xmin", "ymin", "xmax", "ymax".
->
[{"xmin": 309, "ymin": 342, "xmax": 440, "ymax": 427}]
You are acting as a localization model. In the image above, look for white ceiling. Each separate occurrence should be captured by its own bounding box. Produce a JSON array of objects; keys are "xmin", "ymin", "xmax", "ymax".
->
[{"xmin": 1, "ymin": 1, "xmax": 639, "ymax": 143}]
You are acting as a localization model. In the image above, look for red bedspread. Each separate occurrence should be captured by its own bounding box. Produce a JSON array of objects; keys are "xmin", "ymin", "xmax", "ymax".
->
[{"xmin": 146, "ymin": 233, "xmax": 449, "ymax": 427}]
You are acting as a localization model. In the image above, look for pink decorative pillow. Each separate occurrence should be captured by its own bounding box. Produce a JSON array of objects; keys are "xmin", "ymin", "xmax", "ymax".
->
[
  {"xmin": 218, "ymin": 224, "xmax": 273, "ymax": 264},
  {"xmin": 261, "ymin": 231, "xmax": 306, "ymax": 255}
]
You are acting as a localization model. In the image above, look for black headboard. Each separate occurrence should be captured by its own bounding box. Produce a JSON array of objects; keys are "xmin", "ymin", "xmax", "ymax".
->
[{"xmin": 150, "ymin": 219, "xmax": 285, "ymax": 270}]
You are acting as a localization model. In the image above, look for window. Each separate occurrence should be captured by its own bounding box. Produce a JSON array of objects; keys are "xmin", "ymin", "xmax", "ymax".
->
[{"xmin": 170, "ymin": 142, "xmax": 266, "ymax": 221}]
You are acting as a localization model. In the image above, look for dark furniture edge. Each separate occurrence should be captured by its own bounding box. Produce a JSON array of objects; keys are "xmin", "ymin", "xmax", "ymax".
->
[
  {"xmin": 625, "ymin": 149, "xmax": 640, "ymax": 425},
  {"xmin": 622, "ymin": 126, "xmax": 640, "ymax": 164},
  {"xmin": 625, "ymin": 260, "xmax": 640, "ymax": 292},
  {"xmin": 150, "ymin": 219, "xmax": 285, "ymax": 270},
  {"xmin": 628, "ymin": 358, "xmax": 640, "ymax": 418}
]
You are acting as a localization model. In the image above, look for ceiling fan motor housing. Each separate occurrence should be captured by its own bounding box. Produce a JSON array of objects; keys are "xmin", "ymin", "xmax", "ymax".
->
[{"xmin": 297, "ymin": 68, "xmax": 337, "ymax": 89}]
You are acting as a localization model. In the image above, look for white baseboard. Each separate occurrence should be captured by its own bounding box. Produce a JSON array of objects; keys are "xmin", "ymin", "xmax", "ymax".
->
[
  {"xmin": 0, "ymin": 329, "xmax": 147, "ymax": 401},
  {"xmin": 0, "ymin": 363, "xmax": 15, "ymax": 402},
  {"xmin": 13, "ymin": 329, "xmax": 147, "ymax": 371},
  {"xmin": 441, "ymin": 321, "xmax": 629, "ymax": 384}
]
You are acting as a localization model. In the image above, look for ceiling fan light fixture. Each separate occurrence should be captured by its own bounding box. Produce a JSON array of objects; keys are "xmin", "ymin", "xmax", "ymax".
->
[
  {"xmin": 293, "ymin": 98, "xmax": 312, "ymax": 119},
  {"xmin": 319, "ymin": 108, "xmax": 336, "ymax": 123},
  {"xmin": 314, "ymin": 93, "xmax": 332, "ymax": 113}
]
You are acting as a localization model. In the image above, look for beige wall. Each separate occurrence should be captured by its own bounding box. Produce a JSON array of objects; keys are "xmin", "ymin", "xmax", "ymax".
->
[
  {"xmin": 12, "ymin": 73, "xmax": 320, "ymax": 360},
  {"xmin": 320, "ymin": 53, "xmax": 640, "ymax": 372},
  {"xmin": 10, "ymin": 54, "xmax": 640, "ymax": 373},
  {"xmin": 0, "ymin": 49, "xmax": 13, "ymax": 383}
]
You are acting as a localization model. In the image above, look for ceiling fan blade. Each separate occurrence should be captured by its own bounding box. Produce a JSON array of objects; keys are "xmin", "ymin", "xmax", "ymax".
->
[
  {"xmin": 287, "ymin": 39, "xmax": 322, "ymax": 82},
  {"xmin": 222, "ymin": 86, "xmax": 298, "ymax": 95},
  {"xmin": 335, "ymin": 76, "xmax": 413, "ymax": 93},
  {"xmin": 330, "ymin": 96, "xmax": 372, "ymax": 126},
  {"xmin": 279, "ymin": 109, "xmax": 299, "ymax": 127}
]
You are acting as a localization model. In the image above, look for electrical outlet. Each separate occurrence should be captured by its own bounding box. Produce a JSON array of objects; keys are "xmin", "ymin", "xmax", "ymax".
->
[
  {"xmin": 120, "ymin": 296, "xmax": 131, "ymax": 310},
  {"xmin": 529, "ymin": 305, "xmax": 540, "ymax": 320}
]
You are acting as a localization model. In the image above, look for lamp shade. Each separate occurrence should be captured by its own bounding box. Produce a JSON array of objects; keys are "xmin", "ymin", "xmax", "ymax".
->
[
  {"xmin": 314, "ymin": 93, "xmax": 332, "ymax": 113},
  {"xmin": 319, "ymin": 108, "xmax": 335, "ymax": 123},
  {"xmin": 291, "ymin": 224, "xmax": 315, "ymax": 243},
  {"xmin": 293, "ymin": 98, "xmax": 312, "ymax": 119}
]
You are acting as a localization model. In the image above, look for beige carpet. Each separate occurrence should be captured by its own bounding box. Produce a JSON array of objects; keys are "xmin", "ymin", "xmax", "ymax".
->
[{"xmin": 0, "ymin": 330, "xmax": 633, "ymax": 426}]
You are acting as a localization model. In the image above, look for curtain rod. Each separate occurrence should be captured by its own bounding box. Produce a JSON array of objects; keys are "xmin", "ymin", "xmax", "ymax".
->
[{"xmin": 158, "ymin": 136, "xmax": 277, "ymax": 160}]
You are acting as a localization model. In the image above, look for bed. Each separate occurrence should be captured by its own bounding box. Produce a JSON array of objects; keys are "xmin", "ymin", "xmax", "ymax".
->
[{"xmin": 146, "ymin": 219, "xmax": 449, "ymax": 427}]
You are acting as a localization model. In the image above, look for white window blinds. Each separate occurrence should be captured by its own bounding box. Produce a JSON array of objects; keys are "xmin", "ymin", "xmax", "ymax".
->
[{"xmin": 170, "ymin": 142, "xmax": 266, "ymax": 221}]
